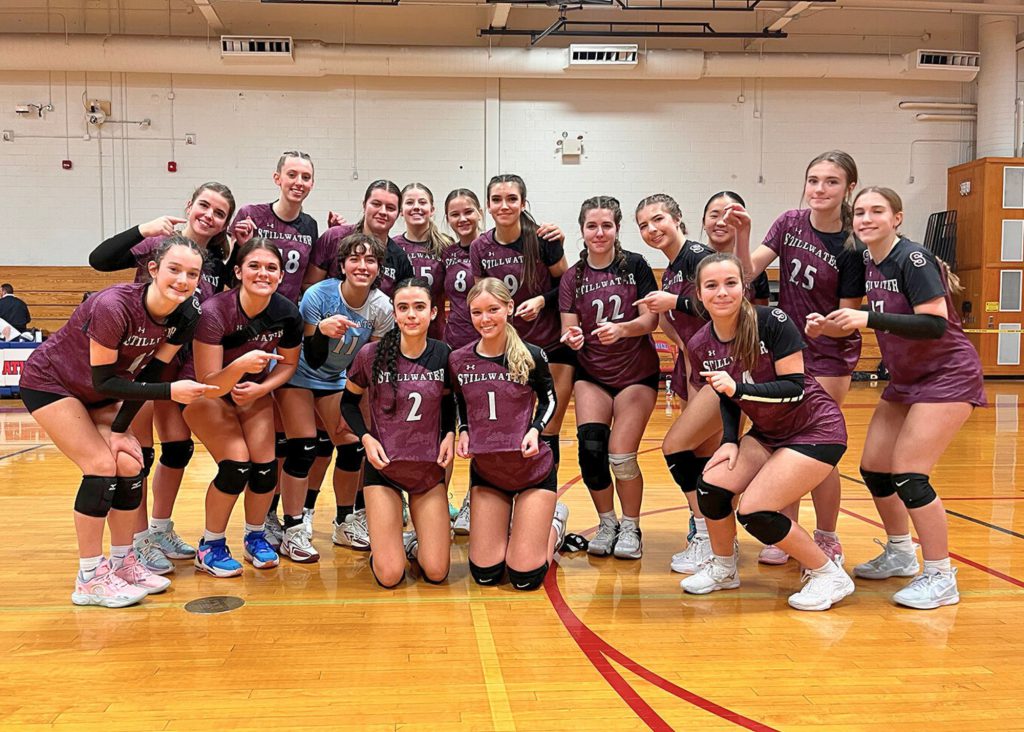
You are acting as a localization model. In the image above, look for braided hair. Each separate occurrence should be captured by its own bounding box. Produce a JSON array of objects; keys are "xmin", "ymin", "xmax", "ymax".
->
[
  {"xmin": 371, "ymin": 277, "xmax": 432, "ymax": 413},
  {"xmin": 574, "ymin": 196, "xmax": 625, "ymax": 307}
]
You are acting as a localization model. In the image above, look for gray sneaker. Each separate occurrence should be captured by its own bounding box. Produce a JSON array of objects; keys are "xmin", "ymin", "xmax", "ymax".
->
[
  {"xmin": 150, "ymin": 521, "xmax": 196, "ymax": 559},
  {"xmin": 893, "ymin": 569, "xmax": 960, "ymax": 609},
  {"xmin": 853, "ymin": 538, "xmax": 920, "ymax": 580},
  {"xmin": 134, "ymin": 534, "xmax": 174, "ymax": 575},
  {"xmin": 613, "ymin": 519, "xmax": 642, "ymax": 560},
  {"xmin": 403, "ymin": 530, "xmax": 419, "ymax": 561},
  {"xmin": 588, "ymin": 516, "xmax": 619, "ymax": 557},
  {"xmin": 264, "ymin": 512, "xmax": 284, "ymax": 548},
  {"xmin": 452, "ymin": 494, "xmax": 471, "ymax": 536}
]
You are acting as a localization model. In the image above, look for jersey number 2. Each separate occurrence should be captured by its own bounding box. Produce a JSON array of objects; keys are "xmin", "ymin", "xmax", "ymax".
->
[{"xmin": 788, "ymin": 260, "xmax": 817, "ymax": 291}]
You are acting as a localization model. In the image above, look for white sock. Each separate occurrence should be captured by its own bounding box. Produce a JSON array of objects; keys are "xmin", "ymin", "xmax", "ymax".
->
[
  {"xmin": 809, "ymin": 560, "xmax": 835, "ymax": 575},
  {"xmin": 621, "ymin": 515, "xmax": 639, "ymax": 527},
  {"xmin": 133, "ymin": 529, "xmax": 149, "ymax": 542},
  {"xmin": 598, "ymin": 510, "xmax": 618, "ymax": 524},
  {"xmin": 888, "ymin": 534, "xmax": 915, "ymax": 553},
  {"xmin": 816, "ymin": 529, "xmax": 839, "ymax": 540},
  {"xmin": 244, "ymin": 522, "xmax": 265, "ymax": 535},
  {"xmin": 203, "ymin": 530, "xmax": 226, "ymax": 543},
  {"xmin": 79, "ymin": 555, "xmax": 103, "ymax": 580},
  {"xmin": 150, "ymin": 517, "xmax": 171, "ymax": 533},
  {"xmin": 713, "ymin": 552, "xmax": 737, "ymax": 567},
  {"xmin": 109, "ymin": 544, "xmax": 131, "ymax": 568},
  {"xmin": 694, "ymin": 517, "xmax": 709, "ymax": 537},
  {"xmin": 923, "ymin": 557, "xmax": 952, "ymax": 574}
]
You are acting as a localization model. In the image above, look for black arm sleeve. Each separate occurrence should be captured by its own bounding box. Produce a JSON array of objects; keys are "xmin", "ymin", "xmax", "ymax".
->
[
  {"xmin": 867, "ymin": 310, "xmax": 948, "ymax": 340},
  {"xmin": 340, "ymin": 389, "xmax": 369, "ymax": 438},
  {"xmin": 454, "ymin": 392, "xmax": 469, "ymax": 434},
  {"xmin": 89, "ymin": 226, "xmax": 145, "ymax": 271},
  {"xmin": 93, "ymin": 360, "xmax": 172, "ymax": 403},
  {"xmin": 733, "ymin": 373, "xmax": 805, "ymax": 403},
  {"xmin": 718, "ymin": 394, "xmax": 743, "ymax": 445},
  {"xmin": 109, "ymin": 358, "xmax": 172, "ymax": 433},
  {"xmin": 304, "ymin": 327, "xmax": 330, "ymax": 370},
  {"xmin": 528, "ymin": 352, "xmax": 556, "ymax": 433},
  {"xmin": 440, "ymin": 392, "xmax": 456, "ymax": 436},
  {"xmin": 675, "ymin": 294, "xmax": 702, "ymax": 317},
  {"xmin": 543, "ymin": 274, "xmax": 562, "ymax": 309}
]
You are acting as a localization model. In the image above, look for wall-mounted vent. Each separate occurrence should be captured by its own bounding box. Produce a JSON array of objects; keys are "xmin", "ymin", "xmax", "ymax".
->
[
  {"xmin": 568, "ymin": 44, "xmax": 639, "ymax": 67},
  {"xmin": 916, "ymin": 49, "xmax": 980, "ymax": 71},
  {"xmin": 221, "ymin": 36, "xmax": 294, "ymax": 63}
]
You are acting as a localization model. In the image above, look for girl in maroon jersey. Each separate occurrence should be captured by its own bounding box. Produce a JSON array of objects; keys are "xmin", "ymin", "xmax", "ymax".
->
[
  {"xmin": 450, "ymin": 278, "xmax": 568, "ymax": 591},
  {"xmin": 733, "ymin": 150, "xmax": 865, "ymax": 566},
  {"xmin": 184, "ymin": 239, "xmax": 303, "ymax": 577},
  {"xmin": 632, "ymin": 193, "xmax": 723, "ymax": 575},
  {"xmin": 560, "ymin": 196, "xmax": 660, "ymax": 560},
  {"xmin": 88, "ymin": 182, "xmax": 236, "ymax": 573},
  {"xmin": 20, "ymin": 236, "xmax": 215, "ymax": 607},
  {"xmin": 471, "ymin": 174, "xmax": 571, "ymax": 472},
  {"xmin": 342, "ymin": 278, "xmax": 456, "ymax": 588},
  {"xmin": 811, "ymin": 188, "xmax": 984, "ymax": 609},
  {"xmin": 681, "ymin": 253, "xmax": 854, "ymax": 611},
  {"xmin": 394, "ymin": 183, "xmax": 451, "ymax": 340},
  {"xmin": 444, "ymin": 188, "xmax": 484, "ymax": 534}
]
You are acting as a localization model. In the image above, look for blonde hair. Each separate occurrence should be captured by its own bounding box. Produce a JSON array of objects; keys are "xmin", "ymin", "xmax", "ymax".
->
[
  {"xmin": 467, "ymin": 277, "xmax": 535, "ymax": 384},
  {"xmin": 401, "ymin": 182, "xmax": 452, "ymax": 258}
]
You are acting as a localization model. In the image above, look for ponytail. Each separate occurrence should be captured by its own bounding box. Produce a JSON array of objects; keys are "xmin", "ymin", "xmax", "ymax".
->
[
  {"xmin": 734, "ymin": 298, "xmax": 761, "ymax": 373},
  {"xmin": 940, "ymin": 258, "xmax": 963, "ymax": 296},
  {"xmin": 518, "ymin": 210, "xmax": 543, "ymax": 294}
]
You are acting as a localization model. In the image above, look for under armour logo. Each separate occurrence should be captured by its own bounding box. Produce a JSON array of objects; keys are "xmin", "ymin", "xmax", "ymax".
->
[{"xmin": 463, "ymin": 363, "xmax": 475, "ymax": 370}]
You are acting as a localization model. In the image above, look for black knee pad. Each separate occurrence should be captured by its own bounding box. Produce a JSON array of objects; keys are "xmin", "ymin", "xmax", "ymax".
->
[
  {"xmin": 577, "ymin": 423, "xmax": 611, "ymax": 491},
  {"xmin": 140, "ymin": 448, "xmax": 156, "ymax": 478},
  {"xmin": 894, "ymin": 472, "xmax": 937, "ymax": 509},
  {"xmin": 335, "ymin": 442, "xmax": 365, "ymax": 472},
  {"xmin": 248, "ymin": 461, "xmax": 278, "ymax": 494},
  {"xmin": 861, "ymin": 468, "xmax": 896, "ymax": 498},
  {"xmin": 111, "ymin": 473, "xmax": 144, "ymax": 511},
  {"xmin": 737, "ymin": 510, "xmax": 792, "ymax": 546},
  {"xmin": 541, "ymin": 434, "xmax": 560, "ymax": 465},
  {"xmin": 665, "ymin": 450, "xmax": 697, "ymax": 493},
  {"xmin": 469, "ymin": 559, "xmax": 506, "ymax": 586},
  {"xmin": 508, "ymin": 562, "xmax": 549, "ymax": 591},
  {"xmin": 274, "ymin": 432, "xmax": 288, "ymax": 459},
  {"xmin": 316, "ymin": 430, "xmax": 334, "ymax": 458},
  {"xmin": 369, "ymin": 556, "xmax": 405, "ymax": 589},
  {"xmin": 159, "ymin": 439, "xmax": 195, "ymax": 470},
  {"xmin": 213, "ymin": 460, "xmax": 251, "ymax": 495},
  {"xmin": 74, "ymin": 475, "xmax": 117, "ymax": 518},
  {"xmin": 283, "ymin": 437, "xmax": 318, "ymax": 478},
  {"xmin": 696, "ymin": 477, "xmax": 735, "ymax": 520}
]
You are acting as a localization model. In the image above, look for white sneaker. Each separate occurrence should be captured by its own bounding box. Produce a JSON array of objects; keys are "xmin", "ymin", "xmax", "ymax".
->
[
  {"xmin": 280, "ymin": 525, "xmax": 320, "ymax": 564},
  {"xmin": 453, "ymin": 494, "xmax": 471, "ymax": 536},
  {"xmin": 403, "ymin": 530, "xmax": 419, "ymax": 561},
  {"xmin": 787, "ymin": 560, "xmax": 855, "ymax": 611},
  {"xmin": 853, "ymin": 538, "xmax": 920, "ymax": 580},
  {"xmin": 671, "ymin": 534, "xmax": 710, "ymax": 574},
  {"xmin": 552, "ymin": 503, "xmax": 569, "ymax": 549},
  {"xmin": 893, "ymin": 569, "xmax": 960, "ymax": 609},
  {"xmin": 588, "ymin": 516, "xmax": 619, "ymax": 557},
  {"xmin": 264, "ymin": 512, "xmax": 284, "ymax": 548},
  {"xmin": 332, "ymin": 509, "xmax": 371, "ymax": 550},
  {"xmin": 613, "ymin": 519, "xmax": 642, "ymax": 560},
  {"xmin": 680, "ymin": 556, "xmax": 740, "ymax": 595},
  {"xmin": 301, "ymin": 508, "xmax": 315, "ymax": 539}
]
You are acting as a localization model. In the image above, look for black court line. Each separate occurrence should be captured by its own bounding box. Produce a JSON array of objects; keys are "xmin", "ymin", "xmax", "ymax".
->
[
  {"xmin": 0, "ymin": 445, "xmax": 44, "ymax": 462},
  {"xmin": 840, "ymin": 472, "xmax": 1024, "ymax": 542}
]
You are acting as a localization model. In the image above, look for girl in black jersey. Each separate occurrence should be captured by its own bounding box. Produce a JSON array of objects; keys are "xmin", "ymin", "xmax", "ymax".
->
[
  {"xmin": 184, "ymin": 240, "xmax": 303, "ymax": 577},
  {"xmin": 342, "ymin": 279, "xmax": 456, "ymax": 588},
  {"xmin": 559, "ymin": 197, "xmax": 660, "ymax": 560},
  {"xmin": 88, "ymin": 182, "xmax": 235, "ymax": 573},
  {"xmin": 701, "ymin": 191, "xmax": 770, "ymax": 305},
  {"xmin": 450, "ymin": 278, "xmax": 569, "ymax": 592}
]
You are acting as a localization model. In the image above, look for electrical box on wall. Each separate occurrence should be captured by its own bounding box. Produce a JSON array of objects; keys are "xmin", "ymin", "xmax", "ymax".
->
[
  {"xmin": 167, "ymin": 161, "xmax": 177, "ymax": 173},
  {"xmin": 62, "ymin": 160, "xmax": 72, "ymax": 170}
]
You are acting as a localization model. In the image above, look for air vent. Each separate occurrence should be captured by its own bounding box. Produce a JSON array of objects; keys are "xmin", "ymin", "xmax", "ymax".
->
[
  {"xmin": 221, "ymin": 36, "xmax": 294, "ymax": 63},
  {"xmin": 568, "ymin": 44, "xmax": 639, "ymax": 67},
  {"xmin": 916, "ymin": 49, "xmax": 980, "ymax": 70}
]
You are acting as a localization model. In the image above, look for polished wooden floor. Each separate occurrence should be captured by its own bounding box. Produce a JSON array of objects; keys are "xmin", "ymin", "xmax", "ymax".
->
[{"xmin": 1, "ymin": 383, "xmax": 1023, "ymax": 731}]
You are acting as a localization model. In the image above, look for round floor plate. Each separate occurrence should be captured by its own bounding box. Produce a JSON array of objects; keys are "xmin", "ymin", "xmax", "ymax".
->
[{"xmin": 184, "ymin": 595, "xmax": 245, "ymax": 614}]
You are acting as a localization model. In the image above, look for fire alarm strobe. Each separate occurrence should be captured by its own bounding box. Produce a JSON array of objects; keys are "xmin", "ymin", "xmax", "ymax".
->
[
  {"xmin": 167, "ymin": 161, "xmax": 177, "ymax": 173},
  {"xmin": 62, "ymin": 160, "xmax": 72, "ymax": 170}
]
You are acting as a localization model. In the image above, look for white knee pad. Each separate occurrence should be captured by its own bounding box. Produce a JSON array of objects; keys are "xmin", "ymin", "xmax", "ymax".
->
[{"xmin": 608, "ymin": 452, "xmax": 640, "ymax": 481}]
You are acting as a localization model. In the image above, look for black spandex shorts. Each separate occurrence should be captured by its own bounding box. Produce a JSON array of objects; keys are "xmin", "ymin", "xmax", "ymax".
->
[
  {"xmin": 783, "ymin": 443, "xmax": 847, "ymax": 467},
  {"xmin": 469, "ymin": 460, "xmax": 558, "ymax": 494},
  {"xmin": 544, "ymin": 343, "xmax": 577, "ymax": 368},
  {"xmin": 19, "ymin": 386, "xmax": 115, "ymax": 414},
  {"xmin": 277, "ymin": 383, "xmax": 343, "ymax": 400},
  {"xmin": 574, "ymin": 368, "xmax": 660, "ymax": 398}
]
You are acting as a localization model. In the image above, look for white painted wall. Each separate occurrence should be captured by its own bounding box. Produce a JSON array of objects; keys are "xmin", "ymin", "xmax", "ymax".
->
[{"xmin": 1, "ymin": 71, "xmax": 968, "ymax": 267}]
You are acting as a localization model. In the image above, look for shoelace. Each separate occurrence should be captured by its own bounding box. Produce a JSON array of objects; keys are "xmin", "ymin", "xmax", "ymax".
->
[
  {"xmin": 206, "ymin": 541, "xmax": 233, "ymax": 563},
  {"xmin": 163, "ymin": 530, "xmax": 191, "ymax": 552},
  {"xmin": 248, "ymin": 532, "xmax": 274, "ymax": 554},
  {"xmin": 138, "ymin": 538, "xmax": 165, "ymax": 564}
]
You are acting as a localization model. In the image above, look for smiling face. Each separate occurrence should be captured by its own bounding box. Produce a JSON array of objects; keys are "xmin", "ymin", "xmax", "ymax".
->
[
  {"xmin": 852, "ymin": 191, "xmax": 903, "ymax": 247},
  {"xmin": 446, "ymin": 195, "xmax": 482, "ymax": 242},
  {"xmin": 363, "ymin": 189, "xmax": 400, "ymax": 239},
  {"xmin": 696, "ymin": 259, "xmax": 745, "ymax": 320},
  {"xmin": 149, "ymin": 244, "xmax": 203, "ymax": 303},
  {"xmin": 274, "ymin": 156, "xmax": 314, "ymax": 205},
  {"xmin": 636, "ymin": 202, "xmax": 682, "ymax": 252},
  {"xmin": 581, "ymin": 208, "xmax": 618, "ymax": 259},
  {"xmin": 341, "ymin": 245, "xmax": 380, "ymax": 289},
  {"xmin": 394, "ymin": 285, "xmax": 435, "ymax": 338},
  {"xmin": 186, "ymin": 189, "xmax": 231, "ymax": 241},
  {"xmin": 702, "ymin": 195, "xmax": 737, "ymax": 250},
  {"xmin": 469, "ymin": 289, "xmax": 513, "ymax": 342},
  {"xmin": 402, "ymin": 187, "xmax": 435, "ymax": 231},
  {"xmin": 235, "ymin": 247, "xmax": 283, "ymax": 297},
  {"xmin": 804, "ymin": 161, "xmax": 853, "ymax": 215},
  {"xmin": 487, "ymin": 182, "xmax": 525, "ymax": 229}
]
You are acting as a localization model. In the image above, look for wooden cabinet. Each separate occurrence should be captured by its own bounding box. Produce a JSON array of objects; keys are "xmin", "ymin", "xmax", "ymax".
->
[{"xmin": 947, "ymin": 157, "xmax": 1024, "ymax": 376}]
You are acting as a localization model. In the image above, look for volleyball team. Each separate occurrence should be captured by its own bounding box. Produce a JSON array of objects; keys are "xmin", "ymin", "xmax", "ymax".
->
[{"xmin": 19, "ymin": 148, "xmax": 984, "ymax": 612}]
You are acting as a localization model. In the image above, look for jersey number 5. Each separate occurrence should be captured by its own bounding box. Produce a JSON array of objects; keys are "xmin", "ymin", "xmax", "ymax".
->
[{"xmin": 788, "ymin": 260, "xmax": 817, "ymax": 291}]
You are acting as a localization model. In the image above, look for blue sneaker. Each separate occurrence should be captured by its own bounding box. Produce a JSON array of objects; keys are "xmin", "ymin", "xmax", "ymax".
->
[
  {"xmin": 194, "ymin": 538, "xmax": 242, "ymax": 578},
  {"xmin": 243, "ymin": 530, "xmax": 280, "ymax": 569}
]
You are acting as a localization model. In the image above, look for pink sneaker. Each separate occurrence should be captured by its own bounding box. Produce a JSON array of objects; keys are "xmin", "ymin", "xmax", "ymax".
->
[
  {"xmin": 114, "ymin": 550, "xmax": 172, "ymax": 595},
  {"xmin": 758, "ymin": 545, "xmax": 790, "ymax": 565},
  {"xmin": 813, "ymin": 530, "xmax": 845, "ymax": 566},
  {"xmin": 71, "ymin": 559, "xmax": 149, "ymax": 608}
]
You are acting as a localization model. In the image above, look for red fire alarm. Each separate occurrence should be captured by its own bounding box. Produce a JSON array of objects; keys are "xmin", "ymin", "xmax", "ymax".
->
[
  {"xmin": 62, "ymin": 160, "xmax": 72, "ymax": 170},
  {"xmin": 167, "ymin": 161, "xmax": 177, "ymax": 173}
]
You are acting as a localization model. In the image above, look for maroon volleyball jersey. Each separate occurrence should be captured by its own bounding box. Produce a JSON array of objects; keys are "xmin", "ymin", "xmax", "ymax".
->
[
  {"xmin": 232, "ymin": 203, "xmax": 317, "ymax": 303},
  {"xmin": 762, "ymin": 209, "xmax": 865, "ymax": 377},
  {"xmin": 559, "ymin": 251, "xmax": 660, "ymax": 388},
  {"xmin": 866, "ymin": 238, "xmax": 985, "ymax": 406},
  {"xmin": 449, "ymin": 341, "xmax": 556, "ymax": 491},
  {"xmin": 348, "ymin": 338, "xmax": 452, "ymax": 493},
  {"xmin": 393, "ymin": 234, "xmax": 447, "ymax": 339},
  {"xmin": 443, "ymin": 241, "xmax": 475, "ymax": 350},
  {"xmin": 660, "ymin": 241, "xmax": 716, "ymax": 399},
  {"xmin": 470, "ymin": 229, "xmax": 563, "ymax": 350},
  {"xmin": 21, "ymin": 282, "xmax": 199, "ymax": 404},
  {"xmin": 130, "ymin": 235, "xmax": 227, "ymax": 303},
  {"xmin": 311, "ymin": 224, "xmax": 414, "ymax": 298},
  {"xmin": 687, "ymin": 306, "xmax": 847, "ymax": 448},
  {"xmin": 192, "ymin": 289, "xmax": 303, "ymax": 384}
]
